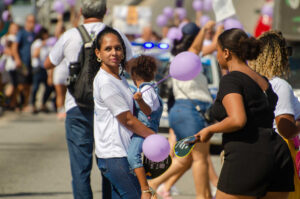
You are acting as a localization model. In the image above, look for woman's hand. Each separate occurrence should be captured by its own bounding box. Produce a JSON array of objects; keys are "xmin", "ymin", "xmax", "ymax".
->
[
  {"xmin": 203, "ymin": 20, "xmax": 216, "ymax": 32},
  {"xmin": 194, "ymin": 127, "xmax": 213, "ymax": 143}
]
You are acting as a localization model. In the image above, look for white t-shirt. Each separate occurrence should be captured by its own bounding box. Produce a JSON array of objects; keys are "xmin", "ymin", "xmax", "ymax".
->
[
  {"xmin": 1, "ymin": 35, "xmax": 17, "ymax": 71},
  {"xmin": 270, "ymin": 77, "xmax": 300, "ymax": 133},
  {"xmin": 31, "ymin": 39, "xmax": 51, "ymax": 68},
  {"xmin": 94, "ymin": 68, "xmax": 134, "ymax": 158},
  {"xmin": 139, "ymin": 85, "xmax": 160, "ymax": 112},
  {"xmin": 49, "ymin": 22, "xmax": 133, "ymax": 112},
  {"xmin": 172, "ymin": 72, "xmax": 213, "ymax": 103}
]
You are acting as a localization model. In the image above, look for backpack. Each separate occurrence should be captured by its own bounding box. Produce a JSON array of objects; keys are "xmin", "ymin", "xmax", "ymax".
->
[{"xmin": 67, "ymin": 25, "xmax": 101, "ymax": 110}]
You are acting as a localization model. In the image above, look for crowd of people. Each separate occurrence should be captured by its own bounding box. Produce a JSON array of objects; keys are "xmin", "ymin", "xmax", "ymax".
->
[
  {"xmin": 1, "ymin": 0, "xmax": 300, "ymax": 199},
  {"xmin": 0, "ymin": 5, "xmax": 79, "ymax": 119}
]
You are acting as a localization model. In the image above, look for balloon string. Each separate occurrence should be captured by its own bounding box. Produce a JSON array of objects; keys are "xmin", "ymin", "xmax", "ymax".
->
[{"xmin": 141, "ymin": 74, "xmax": 171, "ymax": 94}]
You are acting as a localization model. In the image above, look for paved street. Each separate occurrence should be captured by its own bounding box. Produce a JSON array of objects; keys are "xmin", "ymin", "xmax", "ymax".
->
[{"xmin": 0, "ymin": 111, "xmax": 222, "ymax": 199}]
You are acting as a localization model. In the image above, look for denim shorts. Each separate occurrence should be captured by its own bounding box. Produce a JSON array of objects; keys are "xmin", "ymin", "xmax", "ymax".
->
[{"xmin": 169, "ymin": 99, "xmax": 211, "ymax": 141}]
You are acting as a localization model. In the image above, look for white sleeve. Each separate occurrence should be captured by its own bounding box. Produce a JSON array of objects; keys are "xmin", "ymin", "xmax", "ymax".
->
[
  {"xmin": 273, "ymin": 80, "xmax": 295, "ymax": 117},
  {"xmin": 31, "ymin": 40, "xmax": 42, "ymax": 68},
  {"xmin": 49, "ymin": 34, "xmax": 65, "ymax": 66},
  {"xmin": 101, "ymin": 83, "xmax": 131, "ymax": 116},
  {"xmin": 140, "ymin": 85, "xmax": 160, "ymax": 112}
]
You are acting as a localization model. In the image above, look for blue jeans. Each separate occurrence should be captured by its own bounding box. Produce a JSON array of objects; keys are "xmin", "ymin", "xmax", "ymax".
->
[
  {"xmin": 169, "ymin": 99, "xmax": 211, "ymax": 140},
  {"xmin": 31, "ymin": 67, "xmax": 53, "ymax": 106},
  {"xmin": 97, "ymin": 157, "xmax": 141, "ymax": 199},
  {"xmin": 127, "ymin": 135, "xmax": 144, "ymax": 169},
  {"xmin": 65, "ymin": 106, "xmax": 110, "ymax": 199}
]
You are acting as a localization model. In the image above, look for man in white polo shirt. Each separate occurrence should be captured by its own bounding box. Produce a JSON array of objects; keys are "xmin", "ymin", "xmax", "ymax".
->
[{"xmin": 44, "ymin": 0, "xmax": 133, "ymax": 198}]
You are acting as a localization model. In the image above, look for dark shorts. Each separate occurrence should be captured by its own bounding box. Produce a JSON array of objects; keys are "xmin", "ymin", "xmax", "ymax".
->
[
  {"xmin": 218, "ymin": 128, "xmax": 295, "ymax": 197},
  {"xmin": 16, "ymin": 67, "xmax": 32, "ymax": 85}
]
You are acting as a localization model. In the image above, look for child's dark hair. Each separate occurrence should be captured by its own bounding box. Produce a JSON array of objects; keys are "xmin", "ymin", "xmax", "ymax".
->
[
  {"xmin": 127, "ymin": 55, "xmax": 157, "ymax": 82},
  {"xmin": 91, "ymin": 26, "xmax": 127, "ymax": 72},
  {"xmin": 218, "ymin": 28, "xmax": 262, "ymax": 61},
  {"xmin": 34, "ymin": 27, "xmax": 48, "ymax": 40}
]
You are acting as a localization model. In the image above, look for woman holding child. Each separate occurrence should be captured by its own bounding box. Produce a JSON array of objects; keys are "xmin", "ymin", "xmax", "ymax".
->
[{"xmin": 92, "ymin": 26, "xmax": 159, "ymax": 199}]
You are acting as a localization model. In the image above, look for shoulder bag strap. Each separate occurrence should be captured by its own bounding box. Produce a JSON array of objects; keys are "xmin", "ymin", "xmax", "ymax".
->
[
  {"xmin": 175, "ymin": 81, "xmax": 203, "ymax": 113},
  {"xmin": 76, "ymin": 25, "xmax": 92, "ymax": 44}
]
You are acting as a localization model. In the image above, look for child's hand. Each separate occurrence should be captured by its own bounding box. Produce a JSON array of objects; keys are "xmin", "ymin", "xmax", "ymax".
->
[{"xmin": 133, "ymin": 92, "xmax": 143, "ymax": 102}]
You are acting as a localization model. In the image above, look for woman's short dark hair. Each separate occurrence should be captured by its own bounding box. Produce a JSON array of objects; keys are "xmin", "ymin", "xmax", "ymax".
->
[
  {"xmin": 126, "ymin": 55, "xmax": 157, "ymax": 82},
  {"xmin": 218, "ymin": 28, "xmax": 262, "ymax": 61},
  {"xmin": 91, "ymin": 26, "xmax": 127, "ymax": 72},
  {"xmin": 171, "ymin": 23, "xmax": 200, "ymax": 56}
]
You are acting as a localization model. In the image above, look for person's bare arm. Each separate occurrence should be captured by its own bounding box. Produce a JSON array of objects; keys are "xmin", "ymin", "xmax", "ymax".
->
[
  {"xmin": 116, "ymin": 111, "xmax": 155, "ymax": 138},
  {"xmin": 202, "ymin": 25, "xmax": 224, "ymax": 56},
  {"xmin": 275, "ymin": 114, "xmax": 300, "ymax": 139},
  {"xmin": 188, "ymin": 20, "xmax": 215, "ymax": 55},
  {"xmin": 133, "ymin": 92, "xmax": 152, "ymax": 116},
  {"xmin": 12, "ymin": 42, "xmax": 22, "ymax": 68},
  {"xmin": 54, "ymin": 14, "xmax": 64, "ymax": 38},
  {"xmin": 70, "ymin": 6, "xmax": 80, "ymax": 28},
  {"xmin": 193, "ymin": 93, "xmax": 247, "ymax": 142},
  {"xmin": 44, "ymin": 56, "xmax": 55, "ymax": 70}
]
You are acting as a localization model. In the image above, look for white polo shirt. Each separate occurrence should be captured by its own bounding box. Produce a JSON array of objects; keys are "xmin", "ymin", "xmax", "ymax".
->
[
  {"xmin": 49, "ymin": 22, "xmax": 133, "ymax": 112},
  {"xmin": 93, "ymin": 69, "xmax": 134, "ymax": 158}
]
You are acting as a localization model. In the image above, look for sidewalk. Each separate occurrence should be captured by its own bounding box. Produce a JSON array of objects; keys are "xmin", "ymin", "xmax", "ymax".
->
[{"xmin": 0, "ymin": 111, "xmax": 222, "ymax": 199}]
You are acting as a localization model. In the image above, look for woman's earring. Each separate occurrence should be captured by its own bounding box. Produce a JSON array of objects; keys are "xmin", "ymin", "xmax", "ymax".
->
[{"xmin": 97, "ymin": 57, "xmax": 102, "ymax": 63}]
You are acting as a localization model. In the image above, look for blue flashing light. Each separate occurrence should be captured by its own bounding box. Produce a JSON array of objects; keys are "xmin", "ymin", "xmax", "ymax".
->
[
  {"xmin": 143, "ymin": 42, "xmax": 154, "ymax": 49},
  {"xmin": 158, "ymin": 43, "xmax": 169, "ymax": 49}
]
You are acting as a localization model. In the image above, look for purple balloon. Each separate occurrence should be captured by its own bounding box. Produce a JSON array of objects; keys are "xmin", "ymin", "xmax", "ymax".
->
[
  {"xmin": 224, "ymin": 18, "xmax": 243, "ymax": 30},
  {"xmin": 46, "ymin": 37, "xmax": 57, "ymax": 47},
  {"xmin": 53, "ymin": 1, "xmax": 65, "ymax": 14},
  {"xmin": 167, "ymin": 27, "xmax": 182, "ymax": 41},
  {"xmin": 199, "ymin": 15, "xmax": 210, "ymax": 27},
  {"xmin": 193, "ymin": 0, "xmax": 203, "ymax": 11},
  {"xmin": 156, "ymin": 14, "xmax": 168, "ymax": 27},
  {"xmin": 203, "ymin": 0, "xmax": 213, "ymax": 11},
  {"xmin": 4, "ymin": 0, "xmax": 13, "ymax": 6},
  {"xmin": 163, "ymin": 7, "xmax": 173, "ymax": 18},
  {"xmin": 34, "ymin": 24, "xmax": 42, "ymax": 34},
  {"xmin": 170, "ymin": 51, "xmax": 202, "ymax": 81},
  {"xmin": 175, "ymin": 8, "xmax": 187, "ymax": 20},
  {"xmin": 66, "ymin": 0, "xmax": 76, "ymax": 6},
  {"xmin": 2, "ymin": 10, "xmax": 10, "ymax": 22},
  {"xmin": 142, "ymin": 134, "xmax": 170, "ymax": 162},
  {"xmin": 261, "ymin": 4, "xmax": 273, "ymax": 17}
]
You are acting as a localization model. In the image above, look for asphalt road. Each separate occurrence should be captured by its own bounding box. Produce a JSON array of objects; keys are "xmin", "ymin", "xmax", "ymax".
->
[{"xmin": 0, "ymin": 111, "xmax": 222, "ymax": 199}]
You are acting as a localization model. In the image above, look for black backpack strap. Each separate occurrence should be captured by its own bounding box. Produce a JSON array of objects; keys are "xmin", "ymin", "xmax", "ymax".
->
[{"xmin": 76, "ymin": 25, "xmax": 92, "ymax": 44}]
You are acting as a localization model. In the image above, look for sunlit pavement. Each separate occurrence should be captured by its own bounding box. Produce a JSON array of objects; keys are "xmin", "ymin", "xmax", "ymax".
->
[{"xmin": 0, "ymin": 111, "xmax": 222, "ymax": 199}]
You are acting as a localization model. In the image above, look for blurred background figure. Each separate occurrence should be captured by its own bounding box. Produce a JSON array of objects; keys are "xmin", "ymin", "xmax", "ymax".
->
[
  {"xmin": 0, "ymin": 22, "xmax": 19, "ymax": 111},
  {"xmin": 30, "ymin": 27, "xmax": 53, "ymax": 114},
  {"xmin": 12, "ymin": 14, "xmax": 35, "ymax": 112}
]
